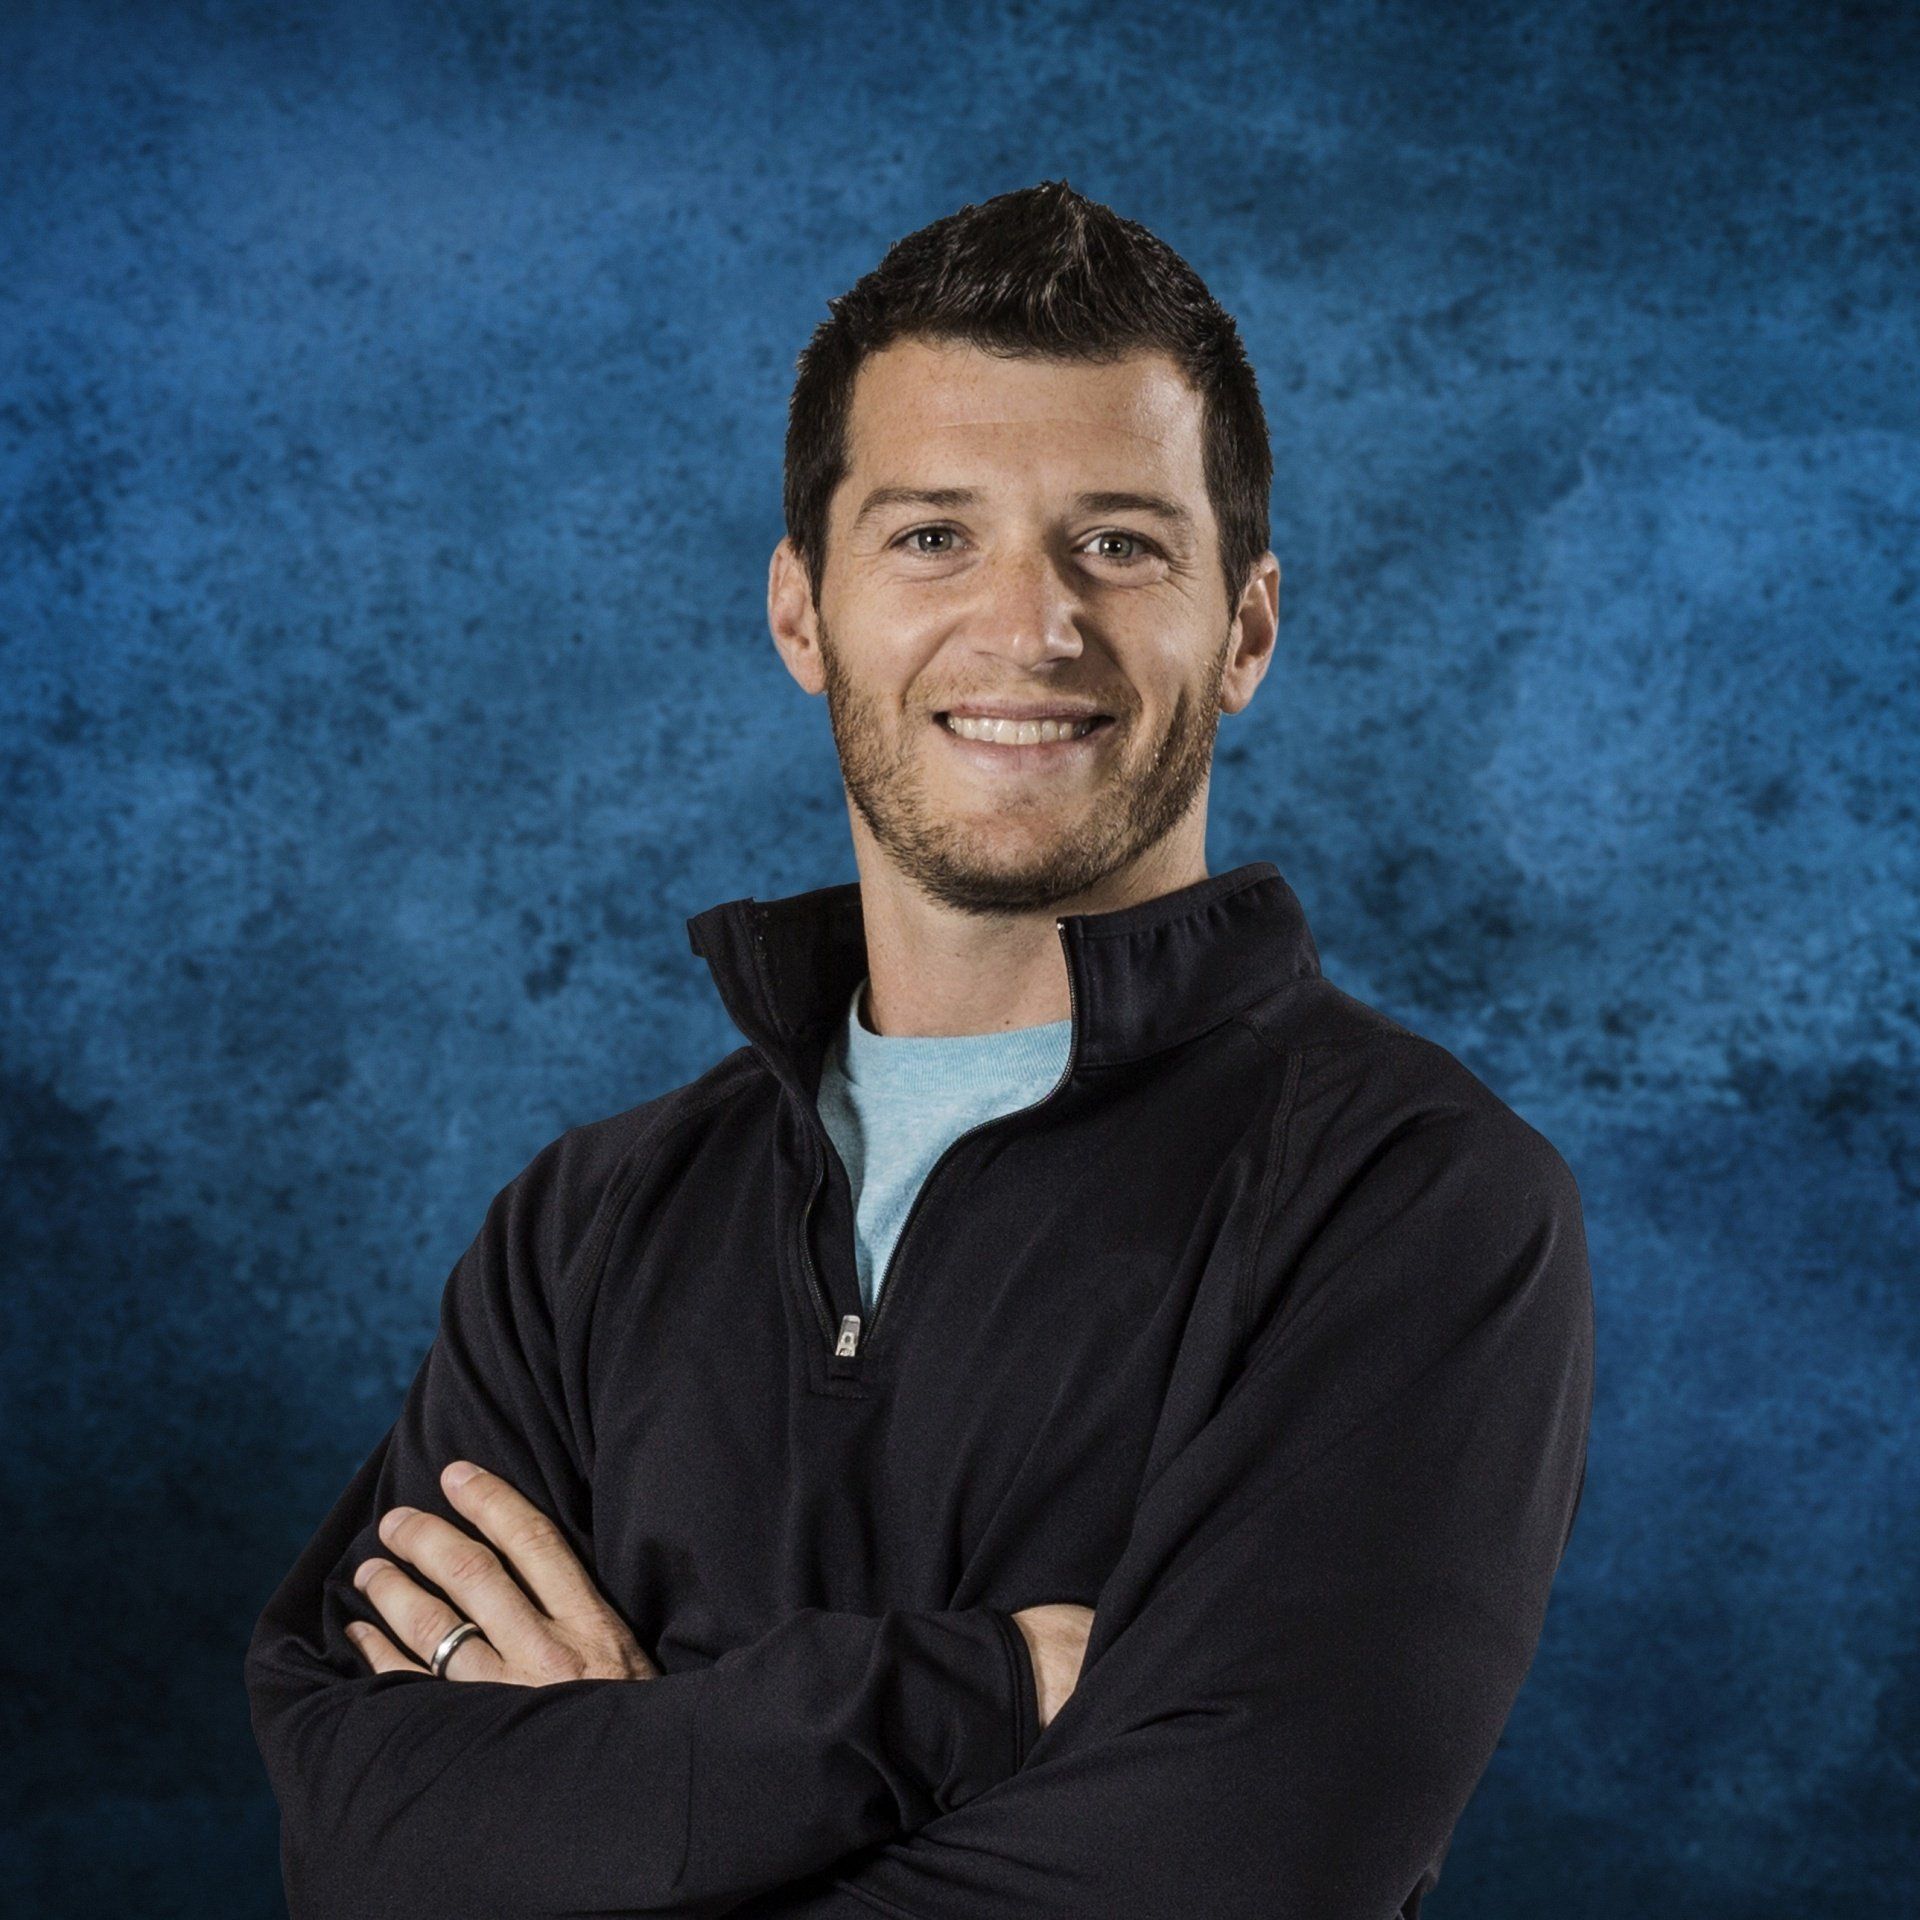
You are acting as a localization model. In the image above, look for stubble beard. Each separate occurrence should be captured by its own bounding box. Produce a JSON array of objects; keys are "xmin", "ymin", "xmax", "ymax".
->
[{"xmin": 816, "ymin": 611, "xmax": 1231, "ymax": 918}]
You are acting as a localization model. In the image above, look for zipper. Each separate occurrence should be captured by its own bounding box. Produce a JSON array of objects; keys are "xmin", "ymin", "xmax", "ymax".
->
[
  {"xmin": 796, "ymin": 1130, "xmax": 837, "ymax": 1350},
  {"xmin": 823, "ymin": 914, "xmax": 1083, "ymax": 1367},
  {"xmin": 758, "ymin": 905, "xmax": 842, "ymax": 1360},
  {"xmin": 803, "ymin": 1165, "xmax": 872, "ymax": 1359},
  {"xmin": 800, "ymin": 1135, "xmax": 883, "ymax": 1359}
]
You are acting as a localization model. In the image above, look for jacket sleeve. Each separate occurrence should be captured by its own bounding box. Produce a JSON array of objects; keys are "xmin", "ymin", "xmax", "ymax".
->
[
  {"xmin": 242, "ymin": 1127, "xmax": 1035, "ymax": 1920},
  {"xmin": 725, "ymin": 1095, "xmax": 1596, "ymax": 1920}
]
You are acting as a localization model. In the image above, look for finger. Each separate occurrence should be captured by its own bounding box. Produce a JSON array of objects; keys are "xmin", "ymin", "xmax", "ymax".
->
[
  {"xmin": 346, "ymin": 1618, "xmax": 430, "ymax": 1677},
  {"xmin": 353, "ymin": 1553, "xmax": 508, "ymax": 1683},
  {"xmin": 441, "ymin": 1462, "xmax": 611, "ymax": 1626},
  {"xmin": 374, "ymin": 1505, "xmax": 555, "ymax": 1671}
]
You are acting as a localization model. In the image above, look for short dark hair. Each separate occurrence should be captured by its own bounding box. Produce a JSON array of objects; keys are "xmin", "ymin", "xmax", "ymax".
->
[{"xmin": 783, "ymin": 179, "xmax": 1272, "ymax": 620}]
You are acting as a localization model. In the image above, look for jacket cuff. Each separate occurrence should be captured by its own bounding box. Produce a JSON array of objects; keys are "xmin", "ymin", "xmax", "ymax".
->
[{"xmin": 987, "ymin": 1605, "xmax": 1040, "ymax": 1771}]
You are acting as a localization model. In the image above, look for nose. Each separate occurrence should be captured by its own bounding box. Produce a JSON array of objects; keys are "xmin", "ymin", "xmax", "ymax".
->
[{"xmin": 964, "ymin": 544, "xmax": 1086, "ymax": 671}]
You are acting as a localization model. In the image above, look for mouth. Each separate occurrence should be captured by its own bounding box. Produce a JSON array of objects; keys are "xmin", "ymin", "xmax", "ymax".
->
[{"xmin": 931, "ymin": 709, "xmax": 1117, "ymax": 771}]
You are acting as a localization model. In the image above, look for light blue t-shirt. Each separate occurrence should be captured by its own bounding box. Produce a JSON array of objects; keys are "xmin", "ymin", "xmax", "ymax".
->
[{"xmin": 815, "ymin": 974, "xmax": 1073, "ymax": 1316}]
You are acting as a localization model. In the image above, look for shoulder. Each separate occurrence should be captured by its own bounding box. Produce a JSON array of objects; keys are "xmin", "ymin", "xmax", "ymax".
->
[
  {"xmin": 1240, "ymin": 977, "xmax": 1583, "ymax": 1222},
  {"xmin": 1234, "ymin": 982, "xmax": 1592, "ymax": 1388},
  {"xmin": 481, "ymin": 1046, "xmax": 771, "ymax": 1313},
  {"xmin": 546, "ymin": 1044, "xmax": 769, "ymax": 1192}
]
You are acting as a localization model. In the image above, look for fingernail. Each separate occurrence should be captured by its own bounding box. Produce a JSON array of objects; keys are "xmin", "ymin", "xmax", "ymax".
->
[
  {"xmin": 443, "ymin": 1460, "xmax": 479, "ymax": 1490},
  {"xmin": 352, "ymin": 1561, "xmax": 376, "ymax": 1590}
]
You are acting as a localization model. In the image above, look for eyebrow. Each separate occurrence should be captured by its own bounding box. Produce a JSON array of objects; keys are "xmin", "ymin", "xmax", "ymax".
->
[{"xmin": 849, "ymin": 484, "xmax": 1198, "ymax": 542}]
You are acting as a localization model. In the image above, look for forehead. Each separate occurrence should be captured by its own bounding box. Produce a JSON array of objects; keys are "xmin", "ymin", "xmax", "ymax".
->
[{"xmin": 840, "ymin": 338, "xmax": 1206, "ymax": 491}]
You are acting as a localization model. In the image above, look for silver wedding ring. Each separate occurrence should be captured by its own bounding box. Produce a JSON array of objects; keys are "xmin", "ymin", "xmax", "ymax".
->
[{"xmin": 428, "ymin": 1619, "xmax": 488, "ymax": 1678}]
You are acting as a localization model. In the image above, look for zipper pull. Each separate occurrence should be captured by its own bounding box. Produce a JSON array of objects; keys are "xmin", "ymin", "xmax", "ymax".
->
[{"xmin": 834, "ymin": 1314, "xmax": 863, "ymax": 1358}]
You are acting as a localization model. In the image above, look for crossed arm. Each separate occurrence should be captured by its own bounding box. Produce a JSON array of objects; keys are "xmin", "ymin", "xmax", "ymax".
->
[
  {"xmin": 244, "ymin": 1135, "xmax": 1048, "ymax": 1917},
  {"xmin": 246, "ymin": 1103, "xmax": 1593, "ymax": 1919}
]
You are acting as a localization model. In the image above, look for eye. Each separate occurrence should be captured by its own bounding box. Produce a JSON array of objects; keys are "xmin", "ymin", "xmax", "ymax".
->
[
  {"xmin": 896, "ymin": 525, "xmax": 961, "ymax": 556},
  {"xmin": 1085, "ymin": 530, "xmax": 1160, "ymax": 565}
]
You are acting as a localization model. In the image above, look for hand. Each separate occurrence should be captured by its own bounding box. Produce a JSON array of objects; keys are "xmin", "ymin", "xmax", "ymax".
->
[
  {"xmin": 1010, "ymin": 1602, "xmax": 1095, "ymax": 1730},
  {"xmin": 347, "ymin": 1459, "xmax": 660, "ymax": 1685}
]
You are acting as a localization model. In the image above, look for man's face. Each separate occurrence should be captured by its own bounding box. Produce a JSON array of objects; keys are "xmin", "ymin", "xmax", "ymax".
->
[{"xmin": 797, "ymin": 337, "xmax": 1262, "ymax": 917}]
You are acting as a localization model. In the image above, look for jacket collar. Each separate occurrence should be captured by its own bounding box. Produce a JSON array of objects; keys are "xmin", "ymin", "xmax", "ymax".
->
[{"xmin": 686, "ymin": 859, "xmax": 1321, "ymax": 1094}]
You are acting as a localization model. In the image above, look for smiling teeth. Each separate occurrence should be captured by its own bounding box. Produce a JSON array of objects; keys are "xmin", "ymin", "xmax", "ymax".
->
[{"xmin": 945, "ymin": 714, "xmax": 1101, "ymax": 744}]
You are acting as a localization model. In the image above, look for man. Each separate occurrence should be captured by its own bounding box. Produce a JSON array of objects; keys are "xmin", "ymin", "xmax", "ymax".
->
[{"xmin": 246, "ymin": 179, "xmax": 1593, "ymax": 1919}]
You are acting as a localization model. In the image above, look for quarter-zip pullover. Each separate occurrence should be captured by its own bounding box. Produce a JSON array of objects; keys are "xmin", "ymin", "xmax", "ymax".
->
[{"xmin": 244, "ymin": 860, "xmax": 1594, "ymax": 1920}]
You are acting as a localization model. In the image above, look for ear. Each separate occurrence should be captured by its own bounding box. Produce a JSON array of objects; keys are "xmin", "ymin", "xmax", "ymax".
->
[
  {"xmin": 768, "ymin": 537, "xmax": 827, "ymax": 696},
  {"xmin": 1218, "ymin": 553, "xmax": 1280, "ymax": 717}
]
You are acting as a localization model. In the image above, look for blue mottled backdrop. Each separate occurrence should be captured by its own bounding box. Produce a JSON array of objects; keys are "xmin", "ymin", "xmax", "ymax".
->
[{"xmin": 3, "ymin": 1, "xmax": 1914, "ymax": 1913}]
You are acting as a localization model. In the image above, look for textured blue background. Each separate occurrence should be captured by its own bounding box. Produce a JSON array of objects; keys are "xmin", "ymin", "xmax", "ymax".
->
[{"xmin": 4, "ymin": 2, "xmax": 1914, "ymax": 1913}]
